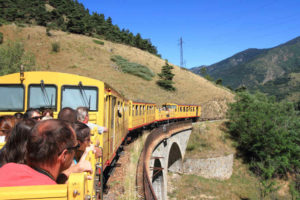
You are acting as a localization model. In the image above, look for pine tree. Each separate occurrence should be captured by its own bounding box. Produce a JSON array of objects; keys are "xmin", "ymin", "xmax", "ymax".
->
[{"xmin": 156, "ymin": 60, "xmax": 176, "ymax": 91}]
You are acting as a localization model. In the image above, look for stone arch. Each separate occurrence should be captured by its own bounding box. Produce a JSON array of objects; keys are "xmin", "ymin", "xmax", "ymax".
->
[
  {"xmin": 168, "ymin": 142, "xmax": 183, "ymax": 173},
  {"xmin": 152, "ymin": 159, "xmax": 165, "ymax": 200}
]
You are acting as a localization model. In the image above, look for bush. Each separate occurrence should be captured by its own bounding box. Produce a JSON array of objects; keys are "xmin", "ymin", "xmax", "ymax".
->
[
  {"xmin": 227, "ymin": 92, "xmax": 300, "ymax": 179},
  {"xmin": 0, "ymin": 41, "xmax": 35, "ymax": 75},
  {"xmin": 111, "ymin": 55, "xmax": 155, "ymax": 81},
  {"xmin": 46, "ymin": 27, "xmax": 51, "ymax": 36},
  {"xmin": 51, "ymin": 42, "xmax": 60, "ymax": 52},
  {"xmin": 0, "ymin": 32, "xmax": 3, "ymax": 44},
  {"xmin": 93, "ymin": 39, "xmax": 104, "ymax": 45}
]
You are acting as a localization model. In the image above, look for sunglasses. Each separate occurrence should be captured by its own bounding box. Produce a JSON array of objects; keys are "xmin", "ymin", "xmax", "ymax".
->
[
  {"xmin": 58, "ymin": 143, "xmax": 80, "ymax": 155},
  {"xmin": 32, "ymin": 116, "xmax": 42, "ymax": 120}
]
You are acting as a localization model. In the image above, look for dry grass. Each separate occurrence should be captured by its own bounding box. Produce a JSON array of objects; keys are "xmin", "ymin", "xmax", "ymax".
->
[
  {"xmin": 185, "ymin": 120, "xmax": 235, "ymax": 159},
  {"xmin": 0, "ymin": 24, "xmax": 234, "ymax": 106}
]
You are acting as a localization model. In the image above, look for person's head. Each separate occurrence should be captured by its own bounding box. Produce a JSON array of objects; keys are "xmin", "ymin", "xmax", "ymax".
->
[
  {"xmin": 0, "ymin": 119, "xmax": 36, "ymax": 166},
  {"xmin": 14, "ymin": 112, "xmax": 24, "ymax": 120},
  {"xmin": 58, "ymin": 107, "xmax": 77, "ymax": 123},
  {"xmin": 24, "ymin": 109, "xmax": 41, "ymax": 121},
  {"xmin": 0, "ymin": 115, "xmax": 17, "ymax": 139},
  {"xmin": 42, "ymin": 109, "xmax": 54, "ymax": 118},
  {"xmin": 76, "ymin": 107, "xmax": 89, "ymax": 123},
  {"xmin": 73, "ymin": 122, "xmax": 91, "ymax": 152},
  {"xmin": 27, "ymin": 119, "xmax": 78, "ymax": 176}
]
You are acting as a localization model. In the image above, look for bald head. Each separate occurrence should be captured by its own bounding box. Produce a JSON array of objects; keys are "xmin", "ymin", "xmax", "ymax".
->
[{"xmin": 27, "ymin": 119, "xmax": 76, "ymax": 165}]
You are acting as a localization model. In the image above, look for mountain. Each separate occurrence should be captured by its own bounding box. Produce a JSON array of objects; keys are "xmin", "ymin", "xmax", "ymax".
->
[{"xmin": 191, "ymin": 36, "xmax": 300, "ymax": 101}]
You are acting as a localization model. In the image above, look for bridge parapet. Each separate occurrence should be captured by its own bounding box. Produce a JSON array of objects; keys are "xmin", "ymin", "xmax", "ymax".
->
[{"xmin": 137, "ymin": 121, "xmax": 193, "ymax": 200}]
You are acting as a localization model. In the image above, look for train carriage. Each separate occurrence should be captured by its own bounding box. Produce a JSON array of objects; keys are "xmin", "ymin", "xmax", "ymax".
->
[{"xmin": 0, "ymin": 71, "xmax": 201, "ymax": 199}]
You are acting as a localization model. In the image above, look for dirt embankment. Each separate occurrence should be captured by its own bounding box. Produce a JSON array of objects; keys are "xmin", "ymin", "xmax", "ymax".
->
[{"xmin": 200, "ymin": 98, "xmax": 233, "ymax": 119}]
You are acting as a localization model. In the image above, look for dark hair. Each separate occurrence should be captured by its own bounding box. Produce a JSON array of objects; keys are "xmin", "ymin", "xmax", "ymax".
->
[
  {"xmin": 58, "ymin": 107, "xmax": 77, "ymax": 123},
  {"xmin": 0, "ymin": 119, "xmax": 36, "ymax": 166},
  {"xmin": 0, "ymin": 115, "xmax": 17, "ymax": 138},
  {"xmin": 14, "ymin": 112, "xmax": 24, "ymax": 119},
  {"xmin": 24, "ymin": 109, "xmax": 40, "ymax": 119},
  {"xmin": 73, "ymin": 122, "xmax": 90, "ymax": 142},
  {"xmin": 42, "ymin": 109, "xmax": 54, "ymax": 117},
  {"xmin": 27, "ymin": 119, "xmax": 76, "ymax": 165}
]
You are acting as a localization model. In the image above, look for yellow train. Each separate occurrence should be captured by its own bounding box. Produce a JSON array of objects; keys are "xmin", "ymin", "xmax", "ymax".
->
[{"xmin": 0, "ymin": 71, "xmax": 201, "ymax": 199}]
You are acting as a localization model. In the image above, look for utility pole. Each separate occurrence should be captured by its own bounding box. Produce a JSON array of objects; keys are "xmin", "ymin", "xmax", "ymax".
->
[{"xmin": 179, "ymin": 37, "xmax": 184, "ymax": 69}]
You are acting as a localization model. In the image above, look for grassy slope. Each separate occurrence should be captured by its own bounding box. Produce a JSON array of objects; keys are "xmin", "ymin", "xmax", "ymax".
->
[{"xmin": 0, "ymin": 24, "xmax": 234, "ymax": 105}]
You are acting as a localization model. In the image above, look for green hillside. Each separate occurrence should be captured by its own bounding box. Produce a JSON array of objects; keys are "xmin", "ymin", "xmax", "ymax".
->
[
  {"xmin": 0, "ymin": 0, "xmax": 159, "ymax": 56},
  {"xmin": 191, "ymin": 37, "xmax": 300, "ymax": 101}
]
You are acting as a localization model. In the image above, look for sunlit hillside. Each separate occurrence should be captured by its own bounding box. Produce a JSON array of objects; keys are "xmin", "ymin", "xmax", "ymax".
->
[{"xmin": 0, "ymin": 24, "xmax": 234, "ymax": 107}]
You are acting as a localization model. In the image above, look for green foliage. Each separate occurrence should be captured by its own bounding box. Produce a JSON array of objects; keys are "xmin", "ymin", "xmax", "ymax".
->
[
  {"xmin": 0, "ymin": 41, "xmax": 35, "ymax": 75},
  {"xmin": 200, "ymin": 67, "xmax": 207, "ymax": 76},
  {"xmin": 46, "ymin": 27, "xmax": 51, "ymax": 36},
  {"xmin": 156, "ymin": 60, "xmax": 176, "ymax": 91},
  {"xmin": 227, "ymin": 92, "xmax": 300, "ymax": 179},
  {"xmin": 259, "ymin": 179, "xmax": 279, "ymax": 199},
  {"xmin": 93, "ymin": 39, "xmax": 104, "ymax": 45},
  {"xmin": 290, "ymin": 175, "xmax": 300, "ymax": 200},
  {"xmin": 215, "ymin": 78, "xmax": 222, "ymax": 85},
  {"xmin": 0, "ymin": 32, "xmax": 3, "ymax": 44},
  {"xmin": 0, "ymin": 0, "xmax": 159, "ymax": 56},
  {"xmin": 51, "ymin": 42, "xmax": 60, "ymax": 52},
  {"xmin": 111, "ymin": 55, "xmax": 155, "ymax": 81}
]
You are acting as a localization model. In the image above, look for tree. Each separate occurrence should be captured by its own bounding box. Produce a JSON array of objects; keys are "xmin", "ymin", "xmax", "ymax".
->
[
  {"xmin": 156, "ymin": 60, "xmax": 176, "ymax": 91},
  {"xmin": 227, "ymin": 91, "xmax": 300, "ymax": 179}
]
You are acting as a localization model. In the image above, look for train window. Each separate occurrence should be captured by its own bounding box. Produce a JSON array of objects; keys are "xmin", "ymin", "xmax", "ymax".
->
[
  {"xmin": 0, "ymin": 84, "xmax": 24, "ymax": 111},
  {"xmin": 136, "ymin": 105, "xmax": 138, "ymax": 116},
  {"xmin": 28, "ymin": 84, "xmax": 57, "ymax": 110},
  {"xmin": 61, "ymin": 86, "xmax": 98, "ymax": 111}
]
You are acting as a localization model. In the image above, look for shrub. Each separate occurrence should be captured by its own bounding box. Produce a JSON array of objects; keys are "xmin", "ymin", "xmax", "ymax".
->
[
  {"xmin": 0, "ymin": 32, "xmax": 3, "ymax": 44},
  {"xmin": 111, "ymin": 55, "xmax": 155, "ymax": 81},
  {"xmin": 0, "ymin": 41, "xmax": 35, "ymax": 75},
  {"xmin": 227, "ymin": 92, "xmax": 300, "ymax": 179},
  {"xmin": 51, "ymin": 42, "xmax": 60, "ymax": 52},
  {"xmin": 93, "ymin": 39, "xmax": 104, "ymax": 45},
  {"xmin": 46, "ymin": 27, "xmax": 51, "ymax": 36}
]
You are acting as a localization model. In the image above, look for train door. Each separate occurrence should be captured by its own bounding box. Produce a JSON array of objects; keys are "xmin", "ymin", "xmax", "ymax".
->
[
  {"xmin": 110, "ymin": 96, "xmax": 116, "ymax": 155},
  {"xmin": 103, "ymin": 96, "xmax": 110, "ymax": 163}
]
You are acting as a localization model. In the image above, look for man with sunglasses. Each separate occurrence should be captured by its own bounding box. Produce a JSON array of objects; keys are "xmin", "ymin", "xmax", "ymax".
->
[
  {"xmin": 24, "ymin": 108, "xmax": 42, "ymax": 121},
  {"xmin": 0, "ymin": 119, "xmax": 80, "ymax": 186}
]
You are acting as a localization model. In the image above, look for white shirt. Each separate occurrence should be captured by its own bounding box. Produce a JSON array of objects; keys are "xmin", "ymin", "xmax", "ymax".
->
[{"xmin": 87, "ymin": 122, "xmax": 104, "ymax": 134}]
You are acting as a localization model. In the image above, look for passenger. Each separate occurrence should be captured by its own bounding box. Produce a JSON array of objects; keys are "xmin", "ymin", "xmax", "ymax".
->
[
  {"xmin": 14, "ymin": 112, "xmax": 24, "ymax": 120},
  {"xmin": 24, "ymin": 108, "xmax": 42, "ymax": 121},
  {"xmin": 42, "ymin": 109, "xmax": 54, "ymax": 118},
  {"xmin": 0, "ymin": 115, "xmax": 17, "ymax": 142},
  {"xmin": 73, "ymin": 122, "xmax": 91, "ymax": 163},
  {"xmin": 0, "ymin": 119, "xmax": 36, "ymax": 167},
  {"xmin": 58, "ymin": 107, "xmax": 77, "ymax": 123},
  {"xmin": 76, "ymin": 107, "xmax": 103, "ymax": 159},
  {"xmin": 76, "ymin": 106, "xmax": 108, "ymax": 134},
  {"xmin": 0, "ymin": 119, "xmax": 78, "ymax": 186}
]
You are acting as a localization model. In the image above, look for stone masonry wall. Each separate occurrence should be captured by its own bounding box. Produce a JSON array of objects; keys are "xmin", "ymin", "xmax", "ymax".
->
[{"xmin": 183, "ymin": 154, "xmax": 234, "ymax": 180}]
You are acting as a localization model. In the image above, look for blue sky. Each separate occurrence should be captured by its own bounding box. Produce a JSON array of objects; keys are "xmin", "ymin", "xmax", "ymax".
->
[{"xmin": 78, "ymin": 0, "xmax": 300, "ymax": 68}]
